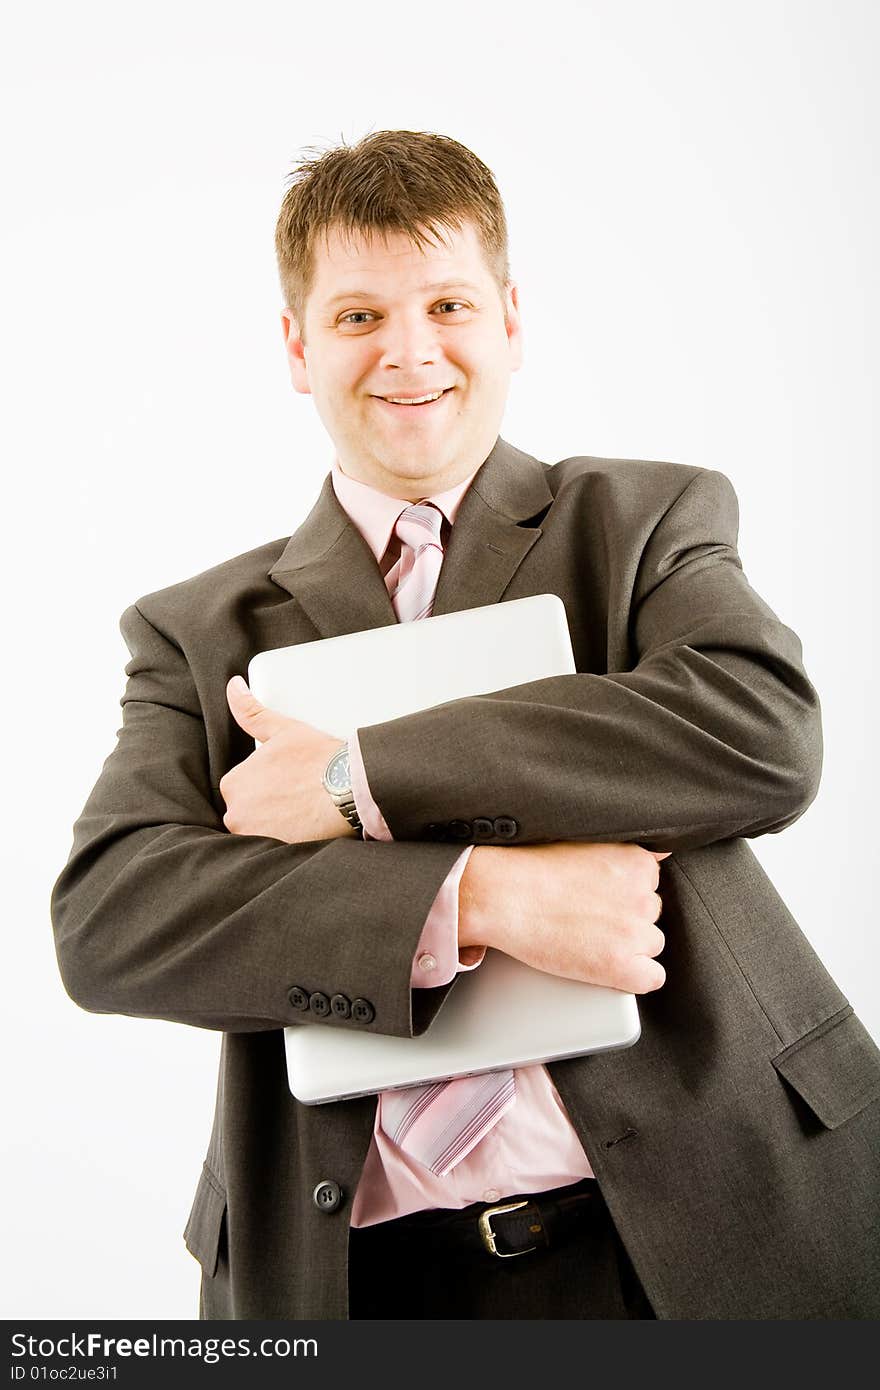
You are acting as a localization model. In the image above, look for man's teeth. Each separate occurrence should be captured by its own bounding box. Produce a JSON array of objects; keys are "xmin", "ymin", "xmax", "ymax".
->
[{"xmin": 382, "ymin": 390, "xmax": 445, "ymax": 405}]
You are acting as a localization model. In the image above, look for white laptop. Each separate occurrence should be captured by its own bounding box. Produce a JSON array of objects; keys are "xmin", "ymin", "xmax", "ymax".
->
[{"xmin": 248, "ymin": 594, "xmax": 640, "ymax": 1103}]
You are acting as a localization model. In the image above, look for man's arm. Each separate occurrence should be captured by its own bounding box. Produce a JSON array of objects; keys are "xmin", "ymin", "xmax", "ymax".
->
[
  {"xmin": 459, "ymin": 841, "xmax": 668, "ymax": 991},
  {"xmin": 216, "ymin": 690, "xmax": 670, "ymax": 995},
  {"xmin": 50, "ymin": 601, "xmax": 465, "ymax": 1035},
  {"xmin": 356, "ymin": 469, "xmax": 822, "ymax": 852}
]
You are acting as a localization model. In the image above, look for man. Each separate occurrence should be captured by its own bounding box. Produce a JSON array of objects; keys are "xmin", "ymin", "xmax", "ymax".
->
[{"xmin": 51, "ymin": 130, "xmax": 880, "ymax": 1320}]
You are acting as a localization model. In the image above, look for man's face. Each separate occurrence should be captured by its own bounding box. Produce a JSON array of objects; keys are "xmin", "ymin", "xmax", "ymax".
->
[{"xmin": 281, "ymin": 219, "xmax": 522, "ymax": 499}]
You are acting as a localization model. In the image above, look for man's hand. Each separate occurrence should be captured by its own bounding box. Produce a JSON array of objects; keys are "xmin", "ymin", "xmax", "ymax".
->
[
  {"xmin": 220, "ymin": 675, "xmax": 358, "ymax": 843},
  {"xmin": 459, "ymin": 842, "xmax": 670, "ymax": 994}
]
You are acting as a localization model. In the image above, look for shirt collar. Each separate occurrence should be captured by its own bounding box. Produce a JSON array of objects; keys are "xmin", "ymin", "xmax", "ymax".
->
[{"xmin": 330, "ymin": 457, "xmax": 480, "ymax": 565}]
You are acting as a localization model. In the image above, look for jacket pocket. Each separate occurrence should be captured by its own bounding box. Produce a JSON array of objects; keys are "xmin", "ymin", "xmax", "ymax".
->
[
  {"xmin": 183, "ymin": 1164, "xmax": 227, "ymax": 1278},
  {"xmin": 771, "ymin": 1006, "xmax": 880, "ymax": 1129}
]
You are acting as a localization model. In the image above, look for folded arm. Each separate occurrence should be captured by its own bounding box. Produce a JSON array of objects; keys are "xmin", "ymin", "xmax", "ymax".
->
[
  {"xmin": 356, "ymin": 469, "xmax": 822, "ymax": 853},
  {"xmin": 50, "ymin": 602, "xmax": 464, "ymax": 1035}
]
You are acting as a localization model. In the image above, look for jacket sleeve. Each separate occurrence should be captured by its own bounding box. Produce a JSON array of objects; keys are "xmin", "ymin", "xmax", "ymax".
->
[
  {"xmin": 356, "ymin": 469, "xmax": 823, "ymax": 852},
  {"xmin": 50, "ymin": 601, "xmax": 464, "ymax": 1034}
]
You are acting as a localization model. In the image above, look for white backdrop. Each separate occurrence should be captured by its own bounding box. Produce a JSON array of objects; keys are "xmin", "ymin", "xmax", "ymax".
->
[{"xmin": 2, "ymin": 0, "xmax": 877, "ymax": 1320}]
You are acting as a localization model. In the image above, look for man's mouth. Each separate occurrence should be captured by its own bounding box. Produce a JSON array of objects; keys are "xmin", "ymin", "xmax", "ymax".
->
[{"xmin": 372, "ymin": 387, "xmax": 454, "ymax": 409}]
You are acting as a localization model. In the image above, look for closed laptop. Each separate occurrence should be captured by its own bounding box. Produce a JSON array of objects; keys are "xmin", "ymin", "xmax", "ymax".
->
[{"xmin": 248, "ymin": 594, "xmax": 640, "ymax": 1102}]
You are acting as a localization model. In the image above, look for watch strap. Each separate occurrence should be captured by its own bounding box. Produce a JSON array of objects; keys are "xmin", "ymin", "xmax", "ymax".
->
[{"xmin": 323, "ymin": 743, "xmax": 364, "ymax": 835}]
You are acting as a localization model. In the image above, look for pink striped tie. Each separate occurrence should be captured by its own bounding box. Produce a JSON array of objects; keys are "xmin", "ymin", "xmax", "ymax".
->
[
  {"xmin": 379, "ymin": 502, "xmax": 517, "ymax": 1176},
  {"xmin": 386, "ymin": 502, "xmax": 445, "ymax": 621}
]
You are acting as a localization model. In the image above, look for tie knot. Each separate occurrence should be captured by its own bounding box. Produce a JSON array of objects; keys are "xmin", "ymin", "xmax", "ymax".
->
[{"xmin": 394, "ymin": 502, "xmax": 444, "ymax": 552}]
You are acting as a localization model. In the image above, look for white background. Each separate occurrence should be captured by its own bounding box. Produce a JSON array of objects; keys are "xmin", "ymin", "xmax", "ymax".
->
[{"xmin": 2, "ymin": 0, "xmax": 877, "ymax": 1319}]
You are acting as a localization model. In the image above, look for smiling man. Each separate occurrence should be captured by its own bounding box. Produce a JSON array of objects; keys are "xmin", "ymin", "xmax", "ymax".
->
[
  {"xmin": 52, "ymin": 130, "xmax": 880, "ymax": 1321},
  {"xmin": 282, "ymin": 217, "xmax": 521, "ymax": 499}
]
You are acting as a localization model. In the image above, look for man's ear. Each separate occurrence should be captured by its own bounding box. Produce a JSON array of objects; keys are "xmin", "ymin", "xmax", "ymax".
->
[
  {"xmin": 504, "ymin": 282, "xmax": 524, "ymax": 373},
  {"xmin": 280, "ymin": 309, "xmax": 311, "ymax": 394}
]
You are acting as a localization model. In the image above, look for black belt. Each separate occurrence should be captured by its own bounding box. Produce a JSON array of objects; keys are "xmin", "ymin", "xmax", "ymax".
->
[{"xmin": 359, "ymin": 1179, "xmax": 601, "ymax": 1261}]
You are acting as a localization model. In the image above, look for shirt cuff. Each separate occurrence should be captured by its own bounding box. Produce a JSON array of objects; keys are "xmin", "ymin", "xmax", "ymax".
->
[
  {"xmin": 348, "ymin": 733, "xmax": 486, "ymax": 984},
  {"xmin": 410, "ymin": 844, "xmax": 486, "ymax": 987}
]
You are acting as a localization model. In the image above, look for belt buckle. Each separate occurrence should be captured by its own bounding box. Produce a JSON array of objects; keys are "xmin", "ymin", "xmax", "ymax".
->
[{"xmin": 477, "ymin": 1199, "xmax": 537, "ymax": 1258}]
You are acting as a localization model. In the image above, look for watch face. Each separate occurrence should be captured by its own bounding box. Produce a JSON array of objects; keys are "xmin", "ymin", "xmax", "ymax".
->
[{"xmin": 326, "ymin": 748, "xmax": 350, "ymax": 791}]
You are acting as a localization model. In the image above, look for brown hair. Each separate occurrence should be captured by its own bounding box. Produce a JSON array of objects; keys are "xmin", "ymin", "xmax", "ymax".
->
[{"xmin": 274, "ymin": 129, "xmax": 510, "ymax": 335}]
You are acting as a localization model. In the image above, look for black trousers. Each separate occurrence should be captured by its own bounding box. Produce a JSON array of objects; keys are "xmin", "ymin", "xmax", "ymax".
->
[{"xmin": 348, "ymin": 1179, "xmax": 655, "ymax": 1319}]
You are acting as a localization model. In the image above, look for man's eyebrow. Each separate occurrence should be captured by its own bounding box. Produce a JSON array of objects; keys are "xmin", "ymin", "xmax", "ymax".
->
[{"xmin": 323, "ymin": 281, "xmax": 484, "ymax": 308}]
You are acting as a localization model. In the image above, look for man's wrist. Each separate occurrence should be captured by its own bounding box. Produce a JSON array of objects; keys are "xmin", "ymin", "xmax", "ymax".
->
[
  {"xmin": 458, "ymin": 846, "xmax": 504, "ymax": 952},
  {"xmin": 322, "ymin": 742, "xmax": 364, "ymax": 835}
]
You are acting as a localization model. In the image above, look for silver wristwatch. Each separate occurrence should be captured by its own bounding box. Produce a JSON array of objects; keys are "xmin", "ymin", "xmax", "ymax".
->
[{"xmin": 322, "ymin": 742, "xmax": 364, "ymax": 836}]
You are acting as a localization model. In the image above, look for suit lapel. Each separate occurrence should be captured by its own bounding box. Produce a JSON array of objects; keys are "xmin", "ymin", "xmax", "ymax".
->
[
  {"xmin": 268, "ymin": 476, "xmax": 398, "ymax": 638},
  {"xmin": 267, "ymin": 436, "xmax": 555, "ymax": 636},
  {"xmin": 432, "ymin": 437, "xmax": 553, "ymax": 614}
]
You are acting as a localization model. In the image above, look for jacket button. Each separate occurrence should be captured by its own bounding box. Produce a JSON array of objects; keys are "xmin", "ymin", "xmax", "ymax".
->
[
  {"xmin": 425, "ymin": 823, "xmax": 446, "ymax": 841},
  {"xmin": 472, "ymin": 817, "xmax": 494, "ymax": 838},
  {"xmin": 288, "ymin": 986, "xmax": 309, "ymax": 1011},
  {"xmin": 313, "ymin": 1180, "xmax": 343, "ymax": 1213},
  {"xmin": 309, "ymin": 991, "xmax": 330, "ymax": 1017},
  {"xmin": 351, "ymin": 998, "xmax": 375, "ymax": 1024},
  {"xmin": 330, "ymin": 993, "xmax": 351, "ymax": 1019},
  {"xmin": 448, "ymin": 819, "xmax": 472, "ymax": 840},
  {"xmin": 493, "ymin": 816, "xmax": 519, "ymax": 840}
]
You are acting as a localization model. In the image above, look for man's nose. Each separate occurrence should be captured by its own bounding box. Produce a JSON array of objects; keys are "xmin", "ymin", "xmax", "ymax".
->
[{"xmin": 376, "ymin": 312, "xmax": 439, "ymax": 371}]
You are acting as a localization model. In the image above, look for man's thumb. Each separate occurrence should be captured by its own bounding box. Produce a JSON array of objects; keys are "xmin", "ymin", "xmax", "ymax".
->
[{"xmin": 226, "ymin": 675, "xmax": 285, "ymax": 741}]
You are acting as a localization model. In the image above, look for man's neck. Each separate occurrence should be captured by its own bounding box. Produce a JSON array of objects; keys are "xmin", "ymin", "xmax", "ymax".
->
[{"xmin": 334, "ymin": 454, "xmax": 486, "ymax": 501}]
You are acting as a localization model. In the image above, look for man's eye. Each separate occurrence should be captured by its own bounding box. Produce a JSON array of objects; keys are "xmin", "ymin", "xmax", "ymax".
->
[
  {"xmin": 339, "ymin": 311, "xmax": 376, "ymax": 325},
  {"xmin": 434, "ymin": 301, "xmax": 467, "ymax": 314}
]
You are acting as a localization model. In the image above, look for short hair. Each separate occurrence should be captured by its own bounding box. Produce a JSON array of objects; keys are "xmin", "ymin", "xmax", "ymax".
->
[{"xmin": 274, "ymin": 129, "xmax": 511, "ymax": 334}]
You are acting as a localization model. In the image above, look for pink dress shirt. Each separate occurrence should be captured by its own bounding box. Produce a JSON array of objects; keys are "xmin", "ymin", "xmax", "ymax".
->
[{"xmin": 329, "ymin": 459, "xmax": 595, "ymax": 1228}]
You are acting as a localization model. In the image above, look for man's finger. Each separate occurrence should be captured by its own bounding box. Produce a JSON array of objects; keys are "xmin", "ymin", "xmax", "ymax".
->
[{"xmin": 226, "ymin": 675, "xmax": 289, "ymax": 741}]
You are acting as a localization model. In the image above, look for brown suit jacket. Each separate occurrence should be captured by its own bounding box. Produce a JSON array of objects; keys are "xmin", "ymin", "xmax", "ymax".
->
[{"xmin": 51, "ymin": 437, "xmax": 880, "ymax": 1319}]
